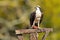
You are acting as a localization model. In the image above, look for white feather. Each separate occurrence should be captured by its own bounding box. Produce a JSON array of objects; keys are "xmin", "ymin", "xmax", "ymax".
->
[
  {"xmin": 36, "ymin": 7, "xmax": 42, "ymax": 18},
  {"xmin": 36, "ymin": 7, "xmax": 42, "ymax": 21}
]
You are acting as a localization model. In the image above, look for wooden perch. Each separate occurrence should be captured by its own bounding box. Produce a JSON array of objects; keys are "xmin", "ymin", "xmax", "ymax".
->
[
  {"xmin": 15, "ymin": 28, "xmax": 53, "ymax": 34},
  {"xmin": 30, "ymin": 32, "xmax": 38, "ymax": 40},
  {"xmin": 15, "ymin": 28, "xmax": 53, "ymax": 40}
]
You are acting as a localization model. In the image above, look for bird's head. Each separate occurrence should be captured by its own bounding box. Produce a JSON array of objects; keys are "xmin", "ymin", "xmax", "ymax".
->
[
  {"xmin": 35, "ymin": 5, "xmax": 43, "ymax": 12},
  {"xmin": 35, "ymin": 5, "xmax": 41, "ymax": 10}
]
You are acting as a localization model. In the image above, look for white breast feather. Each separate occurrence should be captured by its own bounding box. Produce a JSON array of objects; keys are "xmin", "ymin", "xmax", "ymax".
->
[{"xmin": 36, "ymin": 9, "xmax": 42, "ymax": 18}]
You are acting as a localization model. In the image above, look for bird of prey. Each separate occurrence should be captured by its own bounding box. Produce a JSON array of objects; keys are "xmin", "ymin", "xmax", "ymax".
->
[{"xmin": 30, "ymin": 6, "xmax": 43, "ymax": 29}]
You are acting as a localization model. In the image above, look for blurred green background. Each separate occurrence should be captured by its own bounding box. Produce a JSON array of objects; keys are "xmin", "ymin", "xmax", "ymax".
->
[{"xmin": 0, "ymin": 0, "xmax": 60, "ymax": 40}]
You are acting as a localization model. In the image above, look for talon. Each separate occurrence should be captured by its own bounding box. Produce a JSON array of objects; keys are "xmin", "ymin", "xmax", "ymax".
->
[{"xmin": 37, "ymin": 27, "xmax": 41, "ymax": 29}]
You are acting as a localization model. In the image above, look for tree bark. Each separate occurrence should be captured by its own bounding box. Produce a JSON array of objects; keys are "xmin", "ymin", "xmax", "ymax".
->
[{"xmin": 30, "ymin": 32, "xmax": 38, "ymax": 40}]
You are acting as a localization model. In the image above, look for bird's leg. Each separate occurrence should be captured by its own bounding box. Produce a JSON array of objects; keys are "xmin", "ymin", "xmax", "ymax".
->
[
  {"xmin": 38, "ymin": 21, "xmax": 40, "ymax": 29},
  {"xmin": 32, "ymin": 20, "xmax": 35, "ymax": 27},
  {"xmin": 38, "ymin": 21, "xmax": 39, "ymax": 28}
]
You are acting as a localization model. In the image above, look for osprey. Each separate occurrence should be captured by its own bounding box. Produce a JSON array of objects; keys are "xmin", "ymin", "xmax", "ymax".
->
[{"xmin": 30, "ymin": 6, "xmax": 43, "ymax": 29}]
